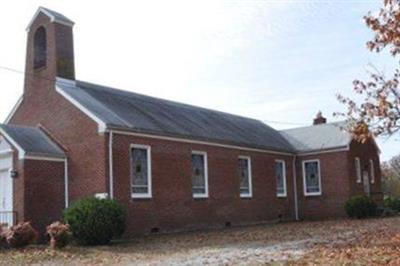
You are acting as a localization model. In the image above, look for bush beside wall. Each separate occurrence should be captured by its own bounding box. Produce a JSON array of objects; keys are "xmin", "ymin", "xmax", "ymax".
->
[
  {"xmin": 63, "ymin": 198, "xmax": 126, "ymax": 245},
  {"xmin": 345, "ymin": 195, "xmax": 378, "ymax": 219}
]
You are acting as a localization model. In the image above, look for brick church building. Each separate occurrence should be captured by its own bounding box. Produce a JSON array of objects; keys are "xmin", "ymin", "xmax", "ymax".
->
[{"xmin": 0, "ymin": 7, "xmax": 382, "ymax": 236}]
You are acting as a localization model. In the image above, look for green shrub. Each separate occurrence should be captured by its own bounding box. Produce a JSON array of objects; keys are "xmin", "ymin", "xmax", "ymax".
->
[
  {"xmin": 384, "ymin": 197, "xmax": 400, "ymax": 212},
  {"xmin": 345, "ymin": 195, "xmax": 377, "ymax": 219},
  {"xmin": 63, "ymin": 198, "xmax": 126, "ymax": 245}
]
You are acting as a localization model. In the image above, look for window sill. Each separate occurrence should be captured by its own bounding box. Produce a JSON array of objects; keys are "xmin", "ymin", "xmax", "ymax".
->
[
  {"xmin": 277, "ymin": 194, "xmax": 287, "ymax": 198},
  {"xmin": 240, "ymin": 194, "xmax": 252, "ymax": 199},
  {"xmin": 304, "ymin": 192, "xmax": 322, "ymax": 197},
  {"xmin": 193, "ymin": 194, "xmax": 208, "ymax": 199},
  {"xmin": 131, "ymin": 194, "xmax": 152, "ymax": 199}
]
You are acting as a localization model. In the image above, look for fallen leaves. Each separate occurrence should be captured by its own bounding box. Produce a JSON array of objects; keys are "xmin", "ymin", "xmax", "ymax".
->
[{"xmin": 1, "ymin": 217, "xmax": 400, "ymax": 265}]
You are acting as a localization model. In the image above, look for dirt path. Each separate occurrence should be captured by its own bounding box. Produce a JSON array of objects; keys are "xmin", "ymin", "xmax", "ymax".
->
[{"xmin": 2, "ymin": 217, "xmax": 400, "ymax": 265}]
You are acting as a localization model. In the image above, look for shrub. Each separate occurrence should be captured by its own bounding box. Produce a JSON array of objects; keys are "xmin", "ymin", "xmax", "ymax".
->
[
  {"xmin": 345, "ymin": 195, "xmax": 378, "ymax": 219},
  {"xmin": 384, "ymin": 197, "xmax": 400, "ymax": 212},
  {"xmin": 63, "ymin": 198, "xmax": 126, "ymax": 245},
  {"xmin": 46, "ymin": 221, "xmax": 71, "ymax": 249},
  {"xmin": 0, "ymin": 224, "xmax": 8, "ymax": 249},
  {"xmin": 5, "ymin": 222, "xmax": 38, "ymax": 248}
]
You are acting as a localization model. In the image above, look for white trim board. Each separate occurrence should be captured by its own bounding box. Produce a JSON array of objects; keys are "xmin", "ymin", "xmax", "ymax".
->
[
  {"xmin": 24, "ymin": 155, "xmax": 66, "ymax": 162},
  {"xmin": 239, "ymin": 155, "xmax": 252, "ymax": 198},
  {"xmin": 110, "ymin": 130, "xmax": 294, "ymax": 156},
  {"xmin": 302, "ymin": 159, "xmax": 322, "ymax": 197},
  {"xmin": 26, "ymin": 7, "xmax": 74, "ymax": 31},
  {"xmin": 130, "ymin": 144, "xmax": 152, "ymax": 199},
  {"xmin": 275, "ymin": 159, "xmax": 287, "ymax": 198},
  {"xmin": 191, "ymin": 150, "xmax": 209, "ymax": 199},
  {"xmin": 55, "ymin": 85, "xmax": 107, "ymax": 133},
  {"xmin": 0, "ymin": 128, "xmax": 26, "ymax": 160},
  {"xmin": 4, "ymin": 96, "xmax": 24, "ymax": 124}
]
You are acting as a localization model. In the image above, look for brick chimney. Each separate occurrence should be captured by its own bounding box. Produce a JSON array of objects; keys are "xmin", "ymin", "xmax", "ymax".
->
[
  {"xmin": 313, "ymin": 111, "xmax": 327, "ymax": 125},
  {"xmin": 24, "ymin": 7, "xmax": 75, "ymax": 96}
]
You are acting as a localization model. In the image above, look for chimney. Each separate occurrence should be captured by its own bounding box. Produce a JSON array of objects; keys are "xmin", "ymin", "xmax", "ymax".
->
[
  {"xmin": 313, "ymin": 111, "xmax": 327, "ymax": 125},
  {"xmin": 24, "ymin": 7, "xmax": 75, "ymax": 95}
]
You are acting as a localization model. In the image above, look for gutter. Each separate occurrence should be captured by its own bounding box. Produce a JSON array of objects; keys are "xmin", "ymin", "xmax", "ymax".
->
[
  {"xmin": 292, "ymin": 155, "xmax": 299, "ymax": 220},
  {"xmin": 64, "ymin": 158, "xmax": 69, "ymax": 208},
  {"xmin": 109, "ymin": 131, "xmax": 114, "ymax": 199}
]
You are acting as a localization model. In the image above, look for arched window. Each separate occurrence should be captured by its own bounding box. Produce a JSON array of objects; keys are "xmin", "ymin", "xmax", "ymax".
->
[{"xmin": 33, "ymin": 27, "xmax": 46, "ymax": 69}]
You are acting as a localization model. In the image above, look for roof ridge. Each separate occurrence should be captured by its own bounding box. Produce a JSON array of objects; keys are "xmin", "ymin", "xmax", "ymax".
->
[{"xmin": 280, "ymin": 121, "xmax": 347, "ymax": 132}]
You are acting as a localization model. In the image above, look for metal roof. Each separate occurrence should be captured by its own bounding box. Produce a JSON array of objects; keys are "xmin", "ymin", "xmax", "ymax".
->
[
  {"xmin": 280, "ymin": 122, "xmax": 351, "ymax": 153},
  {"xmin": 27, "ymin": 7, "xmax": 74, "ymax": 30},
  {"xmin": 0, "ymin": 124, "xmax": 66, "ymax": 158},
  {"xmin": 56, "ymin": 79, "xmax": 295, "ymax": 153}
]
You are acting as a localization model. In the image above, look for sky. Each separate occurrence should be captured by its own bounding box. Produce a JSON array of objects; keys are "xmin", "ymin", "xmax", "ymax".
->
[{"xmin": 0, "ymin": 0, "xmax": 397, "ymax": 161}]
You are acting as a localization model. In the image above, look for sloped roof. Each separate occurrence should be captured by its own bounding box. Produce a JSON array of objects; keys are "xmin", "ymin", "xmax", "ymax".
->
[
  {"xmin": 280, "ymin": 122, "xmax": 351, "ymax": 153},
  {"xmin": 0, "ymin": 124, "xmax": 66, "ymax": 159},
  {"xmin": 56, "ymin": 79, "xmax": 295, "ymax": 153},
  {"xmin": 27, "ymin": 7, "xmax": 74, "ymax": 30}
]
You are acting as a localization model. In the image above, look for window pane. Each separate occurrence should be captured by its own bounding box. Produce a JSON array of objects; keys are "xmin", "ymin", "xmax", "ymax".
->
[
  {"xmin": 305, "ymin": 161, "xmax": 320, "ymax": 193},
  {"xmin": 192, "ymin": 154, "xmax": 205, "ymax": 195},
  {"xmin": 276, "ymin": 161, "xmax": 285, "ymax": 195},
  {"xmin": 131, "ymin": 148, "xmax": 148, "ymax": 194},
  {"xmin": 239, "ymin": 158, "xmax": 250, "ymax": 194}
]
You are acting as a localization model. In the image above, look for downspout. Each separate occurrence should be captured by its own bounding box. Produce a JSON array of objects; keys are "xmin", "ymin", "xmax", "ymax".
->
[
  {"xmin": 64, "ymin": 158, "xmax": 69, "ymax": 208},
  {"xmin": 292, "ymin": 155, "xmax": 299, "ymax": 220},
  {"xmin": 109, "ymin": 131, "xmax": 114, "ymax": 199}
]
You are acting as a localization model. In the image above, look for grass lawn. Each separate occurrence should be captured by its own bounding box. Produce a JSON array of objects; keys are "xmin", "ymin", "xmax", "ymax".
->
[{"xmin": 1, "ymin": 217, "xmax": 400, "ymax": 265}]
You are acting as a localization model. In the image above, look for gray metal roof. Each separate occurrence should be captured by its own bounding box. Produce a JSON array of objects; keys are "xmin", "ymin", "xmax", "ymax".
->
[
  {"xmin": 56, "ymin": 79, "xmax": 295, "ymax": 153},
  {"xmin": 280, "ymin": 122, "xmax": 351, "ymax": 153},
  {"xmin": 40, "ymin": 7, "xmax": 74, "ymax": 25},
  {"xmin": 0, "ymin": 124, "xmax": 66, "ymax": 158}
]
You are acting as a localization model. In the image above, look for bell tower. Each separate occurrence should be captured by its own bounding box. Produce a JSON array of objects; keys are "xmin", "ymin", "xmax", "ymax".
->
[{"xmin": 24, "ymin": 7, "xmax": 75, "ymax": 95}]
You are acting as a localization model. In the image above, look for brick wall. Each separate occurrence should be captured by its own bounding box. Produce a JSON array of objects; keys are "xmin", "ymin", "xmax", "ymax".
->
[
  {"xmin": 10, "ymin": 13, "xmax": 108, "ymax": 203},
  {"xmin": 112, "ymin": 133, "xmax": 296, "ymax": 237},
  {"xmin": 22, "ymin": 159, "xmax": 65, "ymax": 237},
  {"xmin": 296, "ymin": 151, "xmax": 351, "ymax": 220},
  {"xmin": 347, "ymin": 139, "xmax": 383, "ymax": 204}
]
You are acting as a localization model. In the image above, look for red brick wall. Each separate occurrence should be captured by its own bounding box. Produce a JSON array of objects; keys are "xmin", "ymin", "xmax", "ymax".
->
[
  {"xmin": 296, "ymin": 151, "xmax": 351, "ymax": 220},
  {"xmin": 347, "ymin": 139, "xmax": 383, "ymax": 204},
  {"xmin": 112, "ymin": 133, "xmax": 296, "ymax": 237},
  {"xmin": 22, "ymin": 159, "xmax": 65, "ymax": 237},
  {"xmin": 9, "ymin": 13, "xmax": 108, "ymax": 203}
]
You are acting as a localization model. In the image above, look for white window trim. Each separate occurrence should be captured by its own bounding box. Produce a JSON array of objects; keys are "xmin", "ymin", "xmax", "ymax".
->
[
  {"xmin": 355, "ymin": 157, "xmax": 362, "ymax": 183},
  {"xmin": 239, "ymin": 156, "xmax": 253, "ymax": 198},
  {"xmin": 302, "ymin": 159, "xmax": 322, "ymax": 196},
  {"xmin": 130, "ymin": 144, "xmax": 152, "ymax": 199},
  {"xmin": 370, "ymin": 159, "xmax": 375, "ymax": 184},
  {"xmin": 276, "ymin": 159, "xmax": 287, "ymax": 197},
  {"xmin": 191, "ymin": 151, "xmax": 209, "ymax": 199}
]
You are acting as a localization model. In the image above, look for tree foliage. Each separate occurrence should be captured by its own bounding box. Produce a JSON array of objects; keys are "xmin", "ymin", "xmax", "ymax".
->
[{"xmin": 337, "ymin": 0, "xmax": 400, "ymax": 141}]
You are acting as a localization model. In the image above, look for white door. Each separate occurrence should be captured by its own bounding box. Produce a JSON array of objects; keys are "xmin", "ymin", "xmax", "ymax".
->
[
  {"xmin": 0, "ymin": 169, "xmax": 13, "ymax": 226},
  {"xmin": 0, "ymin": 136, "xmax": 13, "ymax": 226}
]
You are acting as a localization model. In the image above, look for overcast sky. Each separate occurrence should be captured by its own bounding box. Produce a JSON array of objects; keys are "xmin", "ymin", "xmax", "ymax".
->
[{"xmin": 0, "ymin": 0, "xmax": 397, "ymax": 161}]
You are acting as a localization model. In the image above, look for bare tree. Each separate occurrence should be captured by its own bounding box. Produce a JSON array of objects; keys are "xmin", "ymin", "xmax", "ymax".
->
[{"xmin": 382, "ymin": 154, "xmax": 400, "ymax": 197}]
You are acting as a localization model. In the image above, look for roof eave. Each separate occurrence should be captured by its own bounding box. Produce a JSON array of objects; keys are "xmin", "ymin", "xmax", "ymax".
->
[{"xmin": 105, "ymin": 126, "xmax": 296, "ymax": 156}]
